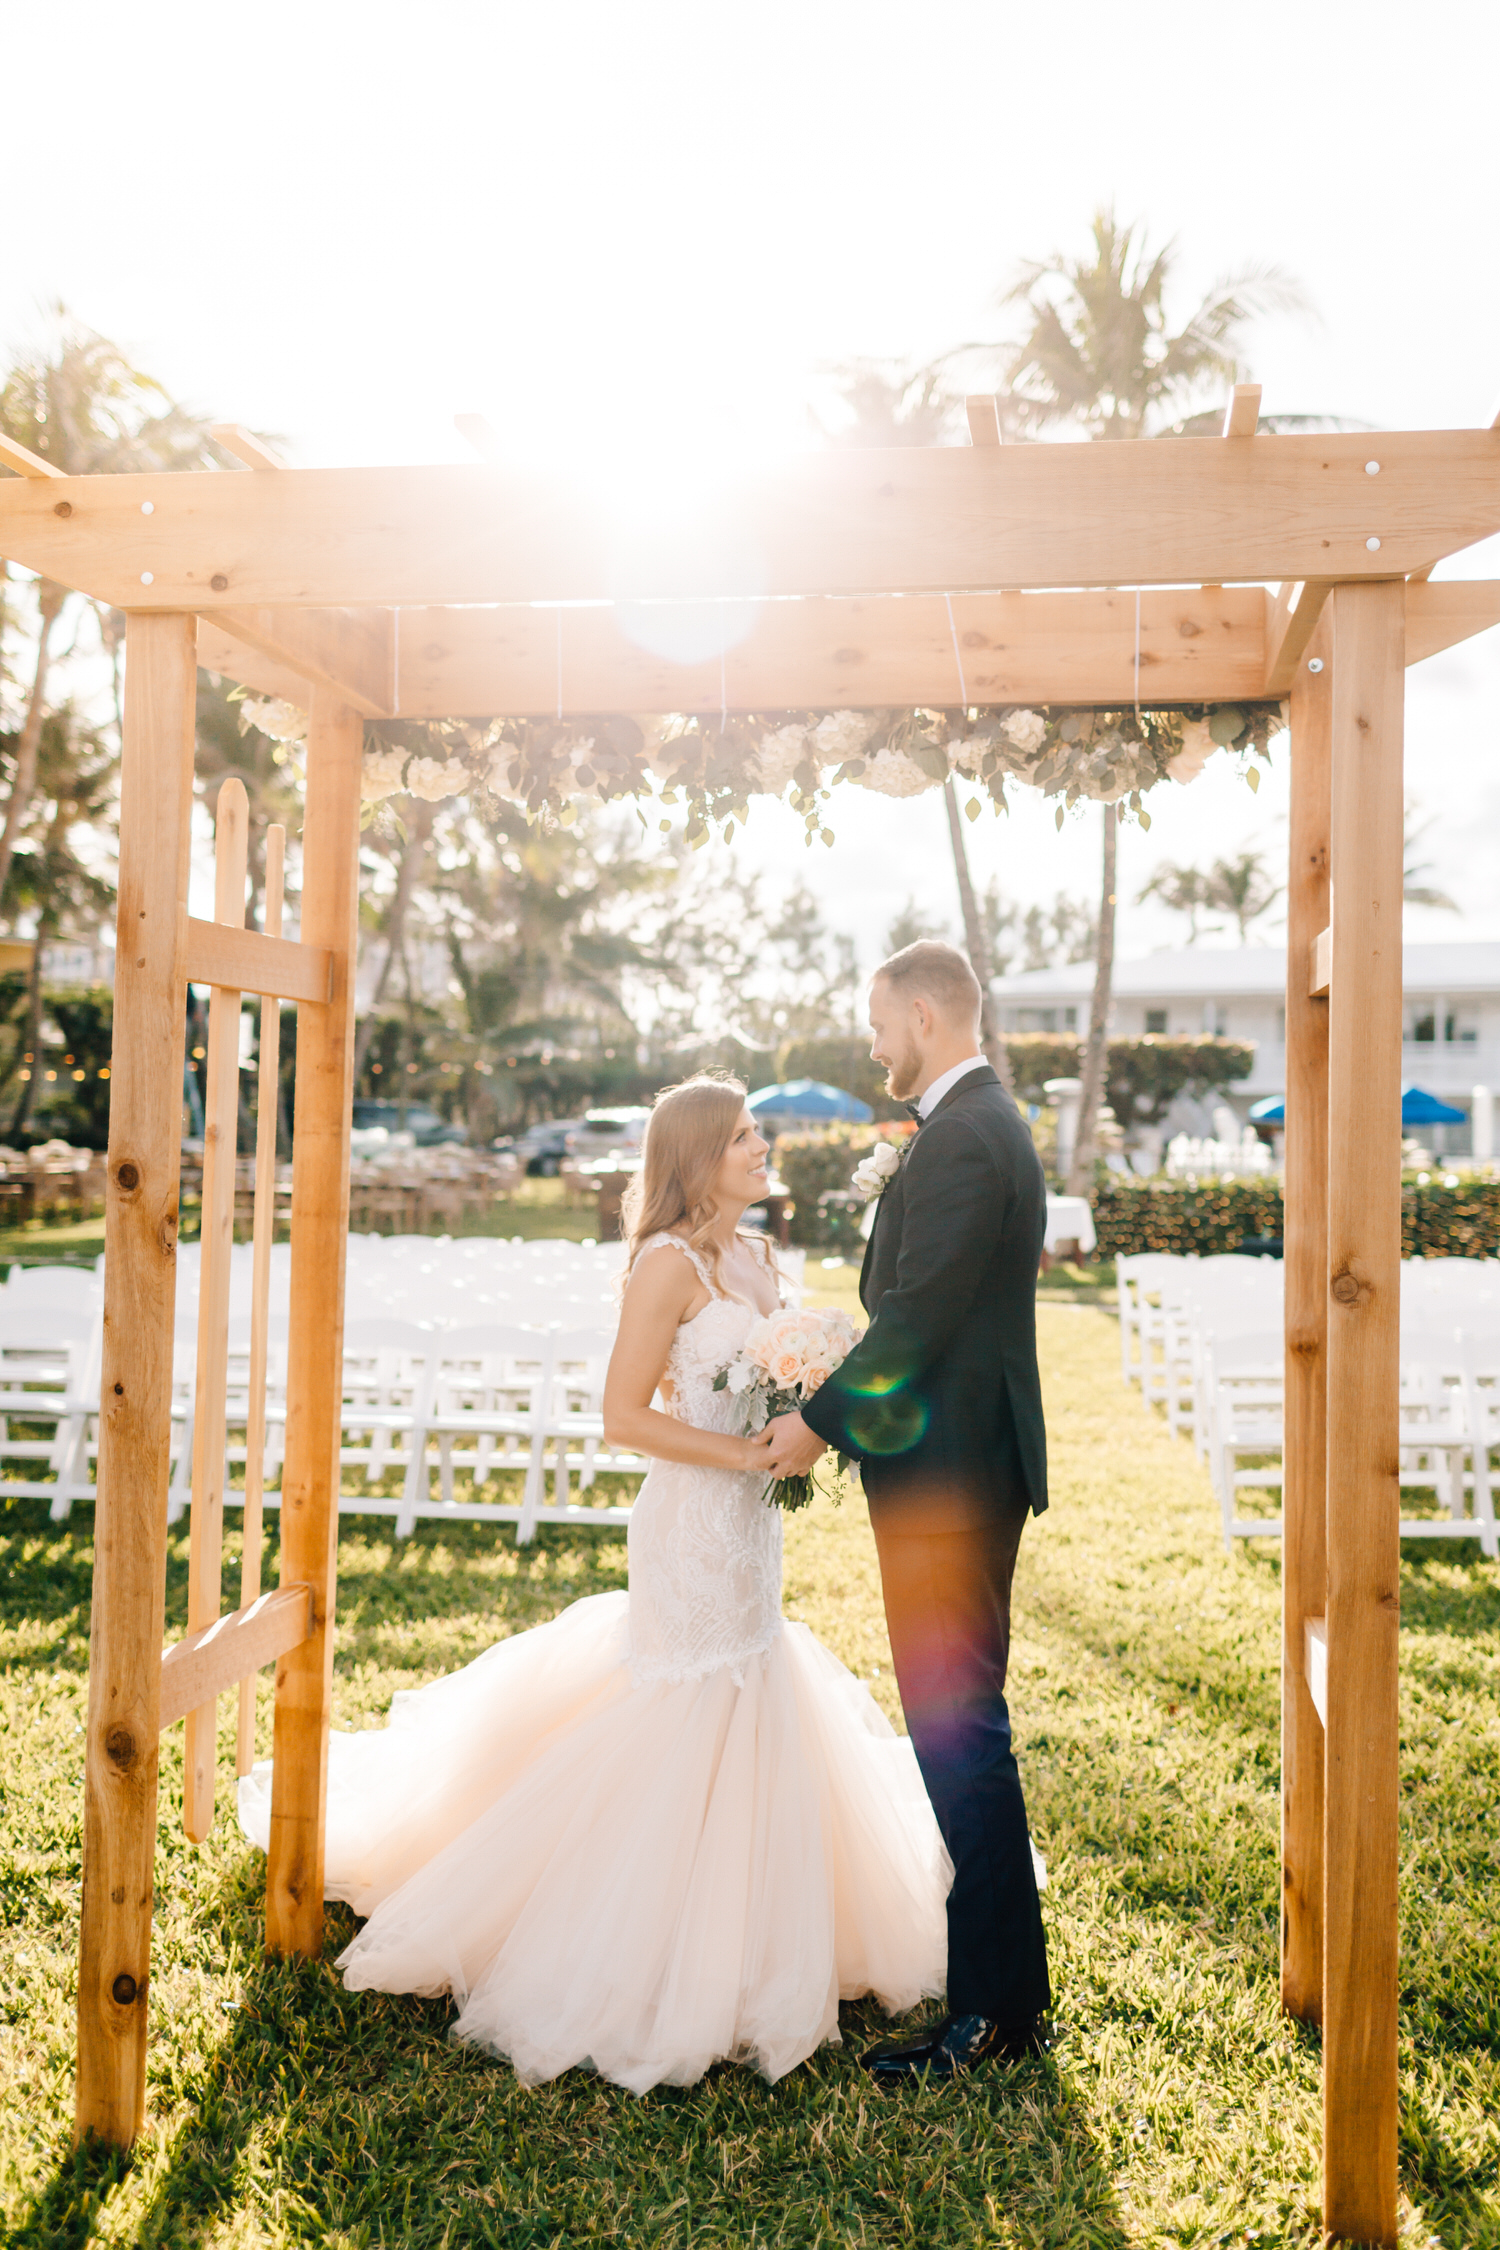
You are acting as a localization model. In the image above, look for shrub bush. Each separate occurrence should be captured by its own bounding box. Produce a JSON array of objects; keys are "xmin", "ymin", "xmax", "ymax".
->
[
  {"xmin": 1005, "ymin": 1033, "xmax": 1255, "ymax": 1125},
  {"xmin": 772, "ymin": 1121, "xmax": 914, "ymax": 1246},
  {"xmin": 1095, "ymin": 1173, "xmax": 1500, "ymax": 1259}
]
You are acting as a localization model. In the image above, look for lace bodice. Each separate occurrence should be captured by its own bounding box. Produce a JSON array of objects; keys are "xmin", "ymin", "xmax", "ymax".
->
[{"xmin": 625, "ymin": 1233, "xmax": 785, "ymax": 1687}]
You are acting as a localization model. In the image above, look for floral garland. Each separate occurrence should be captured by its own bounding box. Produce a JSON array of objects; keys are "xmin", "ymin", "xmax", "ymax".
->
[{"xmin": 237, "ymin": 694, "xmax": 1284, "ymax": 844}]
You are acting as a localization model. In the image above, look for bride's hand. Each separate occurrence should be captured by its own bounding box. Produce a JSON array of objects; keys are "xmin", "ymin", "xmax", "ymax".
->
[{"xmin": 740, "ymin": 1427, "xmax": 776, "ymax": 1471}]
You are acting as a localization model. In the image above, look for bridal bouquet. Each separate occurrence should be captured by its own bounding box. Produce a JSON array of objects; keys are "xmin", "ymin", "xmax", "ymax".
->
[{"xmin": 713, "ymin": 1306, "xmax": 863, "ymax": 1512}]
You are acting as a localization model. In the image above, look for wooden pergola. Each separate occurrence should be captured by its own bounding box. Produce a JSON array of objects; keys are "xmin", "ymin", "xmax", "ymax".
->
[{"xmin": 4, "ymin": 387, "xmax": 1500, "ymax": 2245}]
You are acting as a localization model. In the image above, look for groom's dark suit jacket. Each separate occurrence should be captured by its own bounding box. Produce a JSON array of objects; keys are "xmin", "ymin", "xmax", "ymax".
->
[{"xmin": 800, "ymin": 1064, "xmax": 1048, "ymax": 1529}]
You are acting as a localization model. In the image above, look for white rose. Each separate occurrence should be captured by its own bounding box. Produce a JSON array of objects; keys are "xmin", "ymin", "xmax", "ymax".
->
[
  {"xmin": 404, "ymin": 756, "xmax": 470, "ymax": 802},
  {"xmin": 360, "ymin": 746, "xmax": 410, "ymax": 803},
  {"xmin": 867, "ymin": 1142, "xmax": 901, "ymax": 1178},
  {"xmin": 1002, "ymin": 708, "xmax": 1047, "ymax": 755},
  {"xmin": 852, "ymin": 746, "xmax": 939, "ymax": 799},
  {"xmin": 1167, "ymin": 719, "xmax": 1217, "ymax": 787}
]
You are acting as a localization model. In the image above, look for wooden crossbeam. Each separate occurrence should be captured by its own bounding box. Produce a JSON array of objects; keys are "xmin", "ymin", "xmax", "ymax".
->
[
  {"xmin": 965, "ymin": 395, "xmax": 1002, "ymax": 446},
  {"xmin": 159, "ymin": 1584, "xmax": 314, "ymax": 1731},
  {"xmin": 196, "ymin": 619, "xmax": 311, "ymax": 707},
  {"xmin": 391, "ymin": 586, "xmax": 1269, "ymax": 715},
  {"xmin": 1223, "ymin": 384, "xmax": 1262, "ymax": 438},
  {"xmin": 1310, "ymin": 926, "xmax": 1331, "ymax": 997},
  {"xmin": 1304, "ymin": 1615, "xmax": 1328, "ymax": 1727},
  {"xmin": 6, "ymin": 428, "xmax": 1500, "ymax": 609},
  {"xmin": 210, "ymin": 424, "xmax": 289, "ymax": 472},
  {"xmin": 1265, "ymin": 579, "xmax": 1334, "ymax": 693},
  {"xmin": 211, "ymin": 605, "xmax": 393, "ymax": 718},
  {"xmin": 0, "ymin": 433, "xmax": 63, "ymax": 480},
  {"xmin": 1405, "ymin": 578, "xmax": 1500, "ymax": 663},
  {"xmin": 185, "ymin": 918, "xmax": 332, "ymax": 1004}
]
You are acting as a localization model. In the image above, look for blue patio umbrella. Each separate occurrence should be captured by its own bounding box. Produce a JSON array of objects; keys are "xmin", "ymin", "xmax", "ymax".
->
[
  {"xmin": 1250, "ymin": 1087, "xmax": 1467, "ymax": 1127},
  {"xmin": 747, "ymin": 1079, "xmax": 874, "ymax": 1124},
  {"xmin": 1401, "ymin": 1084, "xmax": 1467, "ymax": 1126}
]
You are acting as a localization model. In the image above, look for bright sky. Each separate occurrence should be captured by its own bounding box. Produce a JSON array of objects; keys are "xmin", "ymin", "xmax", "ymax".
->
[{"xmin": 4, "ymin": 0, "xmax": 1498, "ymax": 970}]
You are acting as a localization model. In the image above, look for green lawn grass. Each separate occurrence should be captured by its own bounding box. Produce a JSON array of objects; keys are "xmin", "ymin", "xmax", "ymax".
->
[{"xmin": 2, "ymin": 1303, "xmax": 1497, "ymax": 2247}]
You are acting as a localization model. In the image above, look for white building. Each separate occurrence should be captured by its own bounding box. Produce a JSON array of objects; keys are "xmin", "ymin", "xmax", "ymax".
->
[{"xmin": 992, "ymin": 942, "xmax": 1500, "ymax": 1155}]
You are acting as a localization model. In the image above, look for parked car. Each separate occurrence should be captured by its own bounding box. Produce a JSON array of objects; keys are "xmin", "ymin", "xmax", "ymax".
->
[
  {"xmin": 507, "ymin": 1118, "xmax": 584, "ymax": 1176},
  {"xmin": 350, "ymin": 1099, "xmax": 468, "ymax": 1147},
  {"xmin": 564, "ymin": 1108, "xmax": 652, "ymax": 1167}
]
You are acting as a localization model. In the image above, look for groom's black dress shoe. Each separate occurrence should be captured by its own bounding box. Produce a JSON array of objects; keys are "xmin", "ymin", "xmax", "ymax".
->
[{"xmin": 860, "ymin": 2014, "xmax": 1051, "ymax": 2081}]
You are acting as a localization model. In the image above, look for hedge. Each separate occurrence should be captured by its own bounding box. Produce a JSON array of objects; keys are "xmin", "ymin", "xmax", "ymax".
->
[
  {"xmin": 772, "ymin": 1122, "xmax": 914, "ymax": 1247},
  {"xmin": 1095, "ymin": 1175, "xmax": 1500, "ymax": 1260}
]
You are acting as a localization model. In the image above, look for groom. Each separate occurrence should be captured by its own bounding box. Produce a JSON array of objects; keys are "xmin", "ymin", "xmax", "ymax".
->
[{"xmin": 766, "ymin": 939, "xmax": 1052, "ymax": 2079}]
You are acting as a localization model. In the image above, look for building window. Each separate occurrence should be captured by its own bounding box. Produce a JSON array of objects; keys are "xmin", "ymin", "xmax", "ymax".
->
[
  {"xmin": 1202, "ymin": 1003, "xmax": 1228, "ymax": 1037},
  {"xmin": 1412, "ymin": 1011, "xmax": 1436, "ymax": 1043},
  {"xmin": 1145, "ymin": 1009, "xmax": 1168, "ymax": 1036}
]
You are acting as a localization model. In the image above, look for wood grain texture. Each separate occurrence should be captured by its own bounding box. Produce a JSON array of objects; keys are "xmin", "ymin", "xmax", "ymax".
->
[
  {"xmin": 3, "ymin": 429, "xmax": 1499, "ymax": 608},
  {"xmin": 184, "ymin": 917, "xmax": 330, "ymax": 1003},
  {"xmin": 391, "ymin": 586, "xmax": 1269, "ymax": 717},
  {"xmin": 161, "ymin": 1585, "xmax": 312, "ymax": 1731},
  {"xmin": 212, "ymin": 605, "xmax": 393, "ymax": 717},
  {"xmin": 1404, "ymin": 578, "xmax": 1500, "ymax": 665},
  {"xmin": 183, "ymin": 779, "xmax": 249, "ymax": 1842},
  {"xmin": 965, "ymin": 396, "xmax": 1002, "ymax": 445},
  {"xmin": 237, "ymin": 827, "xmax": 285, "ymax": 1776},
  {"xmin": 1310, "ymin": 926, "xmax": 1332, "ymax": 998},
  {"xmin": 1264, "ymin": 579, "xmax": 1333, "ymax": 694},
  {"xmin": 1323, "ymin": 579, "xmax": 1404, "ymax": 2248},
  {"xmin": 1281, "ymin": 620, "xmax": 1331, "ymax": 2025},
  {"xmin": 196, "ymin": 619, "xmax": 311, "ymax": 706},
  {"xmin": 265, "ymin": 691, "xmax": 361, "ymax": 1957},
  {"xmin": 75, "ymin": 613, "xmax": 197, "ymax": 2146}
]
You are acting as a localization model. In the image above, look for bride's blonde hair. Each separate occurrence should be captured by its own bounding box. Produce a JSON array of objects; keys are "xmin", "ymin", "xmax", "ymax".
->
[{"xmin": 622, "ymin": 1072, "xmax": 753, "ymax": 1288}]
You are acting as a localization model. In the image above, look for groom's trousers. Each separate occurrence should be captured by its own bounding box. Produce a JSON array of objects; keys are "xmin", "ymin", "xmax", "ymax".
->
[{"xmin": 869, "ymin": 1502, "xmax": 1051, "ymax": 2026}]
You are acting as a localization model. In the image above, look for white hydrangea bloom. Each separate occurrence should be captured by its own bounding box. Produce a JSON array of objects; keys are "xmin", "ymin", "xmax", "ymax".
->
[
  {"xmin": 811, "ymin": 710, "xmax": 875, "ymax": 764},
  {"xmin": 1166, "ymin": 719, "xmax": 1217, "ymax": 786},
  {"xmin": 753, "ymin": 724, "xmax": 809, "ymax": 796},
  {"xmin": 242, "ymin": 697, "xmax": 307, "ymax": 744},
  {"xmin": 1001, "ymin": 708, "xmax": 1047, "ymax": 755},
  {"xmin": 360, "ymin": 747, "xmax": 410, "ymax": 803},
  {"xmin": 404, "ymin": 756, "xmax": 470, "ymax": 803},
  {"xmin": 853, "ymin": 745, "xmax": 939, "ymax": 798}
]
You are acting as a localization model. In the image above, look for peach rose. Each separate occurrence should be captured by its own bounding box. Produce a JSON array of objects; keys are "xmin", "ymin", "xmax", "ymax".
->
[
  {"xmin": 770, "ymin": 1349, "xmax": 806, "ymax": 1387},
  {"xmin": 801, "ymin": 1364, "xmax": 829, "ymax": 1395}
]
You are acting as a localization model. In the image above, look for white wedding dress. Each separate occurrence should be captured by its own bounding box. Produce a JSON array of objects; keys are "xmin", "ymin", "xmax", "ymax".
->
[{"xmin": 238, "ymin": 1232, "xmax": 952, "ymax": 2093}]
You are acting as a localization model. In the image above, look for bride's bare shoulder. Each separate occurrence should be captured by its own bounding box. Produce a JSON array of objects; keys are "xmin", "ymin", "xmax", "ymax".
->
[{"xmin": 622, "ymin": 1235, "xmax": 705, "ymax": 1313}]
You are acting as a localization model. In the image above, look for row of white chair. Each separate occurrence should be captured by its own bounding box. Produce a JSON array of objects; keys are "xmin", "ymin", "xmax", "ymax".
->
[{"xmin": 1117, "ymin": 1254, "xmax": 1500, "ymax": 1555}]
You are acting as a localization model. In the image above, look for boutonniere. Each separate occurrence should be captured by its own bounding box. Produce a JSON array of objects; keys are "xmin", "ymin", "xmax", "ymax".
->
[{"xmin": 850, "ymin": 1140, "xmax": 904, "ymax": 1202}]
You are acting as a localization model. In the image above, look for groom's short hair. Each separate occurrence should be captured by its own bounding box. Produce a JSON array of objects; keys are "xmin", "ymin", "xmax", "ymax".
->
[{"xmin": 873, "ymin": 940, "xmax": 982, "ymax": 1026}]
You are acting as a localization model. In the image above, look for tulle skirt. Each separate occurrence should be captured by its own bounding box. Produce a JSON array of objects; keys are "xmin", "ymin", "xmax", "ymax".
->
[{"xmin": 238, "ymin": 1593, "xmax": 952, "ymax": 2093}]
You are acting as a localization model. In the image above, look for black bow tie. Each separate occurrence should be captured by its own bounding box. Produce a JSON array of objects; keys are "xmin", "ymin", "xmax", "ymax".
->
[{"xmin": 903, "ymin": 1100, "xmax": 924, "ymax": 1122}]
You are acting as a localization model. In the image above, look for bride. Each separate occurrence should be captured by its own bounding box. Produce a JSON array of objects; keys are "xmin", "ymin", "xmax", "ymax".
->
[{"xmin": 239, "ymin": 1073, "xmax": 951, "ymax": 2093}]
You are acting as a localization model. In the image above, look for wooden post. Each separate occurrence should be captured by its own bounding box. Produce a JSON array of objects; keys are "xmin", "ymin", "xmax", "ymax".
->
[
  {"xmin": 75, "ymin": 613, "xmax": 197, "ymax": 2145},
  {"xmin": 237, "ymin": 825, "xmax": 286, "ymax": 1776},
  {"xmin": 265, "ymin": 692, "xmax": 361, "ymax": 1956},
  {"xmin": 1281, "ymin": 617, "xmax": 1331, "ymax": 2021},
  {"xmin": 1323, "ymin": 579, "xmax": 1404, "ymax": 2246},
  {"xmin": 183, "ymin": 779, "xmax": 248, "ymax": 1840}
]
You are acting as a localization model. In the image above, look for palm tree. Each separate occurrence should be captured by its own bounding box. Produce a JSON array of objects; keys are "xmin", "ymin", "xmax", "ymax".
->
[
  {"xmin": 0, "ymin": 308, "xmax": 224, "ymax": 911},
  {"xmin": 999, "ymin": 213, "xmax": 1307, "ymax": 1191},
  {"xmin": 1002, "ymin": 208, "xmax": 1307, "ymax": 442},
  {"xmin": 1136, "ymin": 859, "xmax": 1217, "ymax": 943},
  {"xmin": 1205, "ymin": 848, "xmax": 1282, "ymax": 943}
]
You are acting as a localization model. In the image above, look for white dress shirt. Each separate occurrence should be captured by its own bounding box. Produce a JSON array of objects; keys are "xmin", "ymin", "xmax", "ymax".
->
[{"xmin": 916, "ymin": 1053, "xmax": 989, "ymax": 1119}]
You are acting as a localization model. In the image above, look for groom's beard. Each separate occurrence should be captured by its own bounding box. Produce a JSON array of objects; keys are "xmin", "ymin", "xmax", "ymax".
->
[{"xmin": 880, "ymin": 1034, "xmax": 923, "ymax": 1102}]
